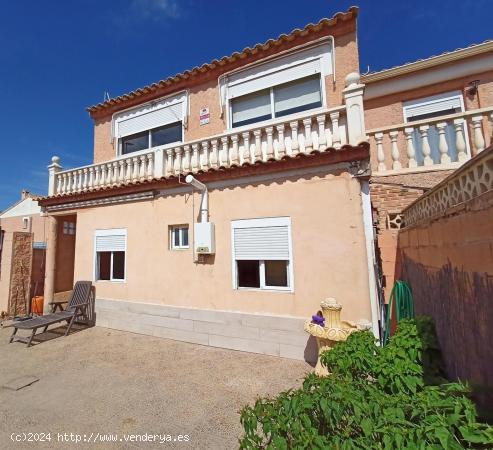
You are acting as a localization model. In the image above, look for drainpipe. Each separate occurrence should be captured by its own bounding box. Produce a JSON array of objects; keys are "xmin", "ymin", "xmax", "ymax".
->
[
  {"xmin": 360, "ymin": 179, "xmax": 380, "ymax": 339},
  {"xmin": 185, "ymin": 175, "xmax": 208, "ymax": 223}
]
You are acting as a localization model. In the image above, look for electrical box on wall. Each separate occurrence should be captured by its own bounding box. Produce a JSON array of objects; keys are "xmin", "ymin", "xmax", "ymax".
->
[{"xmin": 194, "ymin": 222, "xmax": 215, "ymax": 254}]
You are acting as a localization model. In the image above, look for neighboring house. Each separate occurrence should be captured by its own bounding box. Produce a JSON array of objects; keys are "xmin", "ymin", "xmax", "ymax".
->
[
  {"xmin": 0, "ymin": 191, "xmax": 46, "ymax": 316},
  {"xmin": 34, "ymin": 6, "xmax": 493, "ymax": 358},
  {"xmin": 37, "ymin": 7, "xmax": 376, "ymax": 360},
  {"xmin": 364, "ymin": 41, "xmax": 493, "ymax": 300}
]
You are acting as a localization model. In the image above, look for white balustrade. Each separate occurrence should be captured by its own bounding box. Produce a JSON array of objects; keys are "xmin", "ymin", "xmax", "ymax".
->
[
  {"xmin": 368, "ymin": 106, "xmax": 493, "ymax": 174},
  {"xmin": 50, "ymin": 107, "xmax": 351, "ymax": 195}
]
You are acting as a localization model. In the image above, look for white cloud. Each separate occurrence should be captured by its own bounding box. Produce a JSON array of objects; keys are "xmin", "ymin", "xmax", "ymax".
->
[{"xmin": 131, "ymin": 0, "xmax": 181, "ymax": 20}]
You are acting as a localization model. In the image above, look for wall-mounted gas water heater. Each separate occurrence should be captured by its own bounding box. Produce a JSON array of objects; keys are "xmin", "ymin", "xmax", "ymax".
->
[{"xmin": 185, "ymin": 175, "xmax": 215, "ymax": 255}]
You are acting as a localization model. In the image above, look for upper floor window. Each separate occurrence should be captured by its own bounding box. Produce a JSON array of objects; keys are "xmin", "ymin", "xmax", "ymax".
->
[
  {"xmin": 121, "ymin": 122, "xmax": 182, "ymax": 155},
  {"xmin": 403, "ymin": 91, "xmax": 466, "ymax": 164},
  {"xmin": 222, "ymin": 42, "xmax": 332, "ymax": 129},
  {"xmin": 231, "ymin": 75, "xmax": 322, "ymax": 128},
  {"xmin": 114, "ymin": 92, "xmax": 187, "ymax": 156}
]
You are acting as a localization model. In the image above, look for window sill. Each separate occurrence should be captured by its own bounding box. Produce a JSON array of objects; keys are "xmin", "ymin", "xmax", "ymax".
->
[
  {"xmin": 170, "ymin": 247, "xmax": 190, "ymax": 251},
  {"xmin": 95, "ymin": 279, "xmax": 126, "ymax": 284},
  {"xmin": 236, "ymin": 287, "xmax": 293, "ymax": 294}
]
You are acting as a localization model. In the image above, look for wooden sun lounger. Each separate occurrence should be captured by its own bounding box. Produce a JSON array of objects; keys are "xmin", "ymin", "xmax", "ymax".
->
[{"xmin": 9, "ymin": 281, "xmax": 93, "ymax": 347}]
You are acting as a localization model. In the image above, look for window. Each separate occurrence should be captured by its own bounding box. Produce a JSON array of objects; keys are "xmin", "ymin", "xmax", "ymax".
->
[
  {"xmin": 63, "ymin": 221, "xmax": 76, "ymax": 235},
  {"xmin": 94, "ymin": 229, "xmax": 126, "ymax": 282},
  {"xmin": 230, "ymin": 74, "xmax": 322, "ymax": 128},
  {"xmin": 403, "ymin": 91, "xmax": 466, "ymax": 164},
  {"xmin": 170, "ymin": 225, "xmax": 189, "ymax": 249},
  {"xmin": 121, "ymin": 130, "xmax": 149, "ymax": 155},
  {"xmin": 22, "ymin": 217, "xmax": 30, "ymax": 230},
  {"xmin": 114, "ymin": 92, "xmax": 187, "ymax": 156},
  {"xmin": 121, "ymin": 122, "xmax": 182, "ymax": 156},
  {"xmin": 231, "ymin": 217, "xmax": 293, "ymax": 291}
]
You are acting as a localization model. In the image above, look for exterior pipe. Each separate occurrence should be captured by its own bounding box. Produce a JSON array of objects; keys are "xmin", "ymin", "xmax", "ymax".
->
[
  {"xmin": 360, "ymin": 180, "xmax": 381, "ymax": 339},
  {"xmin": 185, "ymin": 175, "xmax": 208, "ymax": 222}
]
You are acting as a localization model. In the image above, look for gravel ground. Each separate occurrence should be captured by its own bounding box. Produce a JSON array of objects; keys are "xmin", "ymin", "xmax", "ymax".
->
[{"xmin": 0, "ymin": 324, "xmax": 310, "ymax": 450}]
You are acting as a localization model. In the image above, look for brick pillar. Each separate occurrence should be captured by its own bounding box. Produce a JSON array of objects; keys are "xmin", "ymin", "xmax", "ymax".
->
[{"xmin": 43, "ymin": 215, "xmax": 58, "ymax": 314}]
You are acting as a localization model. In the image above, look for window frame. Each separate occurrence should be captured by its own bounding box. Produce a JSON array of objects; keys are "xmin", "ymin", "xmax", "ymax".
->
[
  {"xmin": 223, "ymin": 42, "xmax": 332, "ymax": 131},
  {"xmin": 228, "ymin": 74, "xmax": 324, "ymax": 130},
  {"xmin": 118, "ymin": 121, "xmax": 184, "ymax": 157},
  {"xmin": 93, "ymin": 228, "xmax": 127, "ymax": 283},
  {"xmin": 22, "ymin": 217, "xmax": 30, "ymax": 230},
  {"xmin": 63, "ymin": 221, "xmax": 76, "ymax": 235},
  {"xmin": 112, "ymin": 91, "xmax": 188, "ymax": 158},
  {"xmin": 170, "ymin": 225, "xmax": 189, "ymax": 250},
  {"xmin": 402, "ymin": 91, "xmax": 470, "ymax": 163},
  {"xmin": 403, "ymin": 91, "xmax": 465, "ymax": 123},
  {"xmin": 231, "ymin": 217, "xmax": 294, "ymax": 293}
]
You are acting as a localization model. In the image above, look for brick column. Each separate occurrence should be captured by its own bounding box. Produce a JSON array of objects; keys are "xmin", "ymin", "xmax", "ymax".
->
[{"xmin": 43, "ymin": 215, "xmax": 58, "ymax": 314}]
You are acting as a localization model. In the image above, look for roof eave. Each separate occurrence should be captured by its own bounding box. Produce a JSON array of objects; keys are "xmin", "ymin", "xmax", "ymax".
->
[{"xmin": 362, "ymin": 41, "xmax": 493, "ymax": 84}]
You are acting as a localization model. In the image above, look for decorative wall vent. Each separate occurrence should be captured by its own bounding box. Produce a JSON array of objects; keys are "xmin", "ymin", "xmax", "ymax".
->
[{"xmin": 387, "ymin": 212, "xmax": 404, "ymax": 230}]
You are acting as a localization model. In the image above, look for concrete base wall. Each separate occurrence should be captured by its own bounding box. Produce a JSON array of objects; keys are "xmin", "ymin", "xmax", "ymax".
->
[{"xmin": 95, "ymin": 298, "xmax": 317, "ymax": 362}]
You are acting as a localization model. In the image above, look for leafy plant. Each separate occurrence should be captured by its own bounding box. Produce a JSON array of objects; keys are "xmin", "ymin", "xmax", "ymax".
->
[{"xmin": 239, "ymin": 318, "xmax": 493, "ymax": 449}]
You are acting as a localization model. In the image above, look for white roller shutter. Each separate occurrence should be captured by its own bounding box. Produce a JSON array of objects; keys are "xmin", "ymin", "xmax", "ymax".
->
[
  {"xmin": 116, "ymin": 103, "xmax": 182, "ymax": 138},
  {"xmin": 404, "ymin": 92, "xmax": 463, "ymax": 120},
  {"xmin": 231, "ymin": 90, "xmax": 271, "ymax": 126},
  {"xmin": 274, "ymin": 75, "xmax": 321, "ymax": 115},
  {"xmin": 227, "ymin": 43, "xmax": 331, "ymax": 99},
  {"xmin": 233, "ymin": 226, "xmax": 290, "ymax": 260},
  {"xmin": 114, "ymin": 92, "xmax": 186, "ymax": 138},
  {"xmin": 229, "ymin": 59, "xmax": 321, "ymax": 99},
  {"xmin": 95, "ymin": 230, "xmax": 126, "ymax": 252}
]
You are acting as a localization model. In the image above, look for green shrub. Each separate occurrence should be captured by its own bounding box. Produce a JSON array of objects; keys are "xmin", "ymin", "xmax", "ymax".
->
[{"xmin": 239, "ymin": 319, "xmax": 493, "ymax": 449}]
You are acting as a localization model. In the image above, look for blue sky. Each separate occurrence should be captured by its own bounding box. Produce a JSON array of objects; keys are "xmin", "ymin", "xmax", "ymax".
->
[{"xmin": 0, "ymin": 0, "xmax": 491, "ymax": 211}]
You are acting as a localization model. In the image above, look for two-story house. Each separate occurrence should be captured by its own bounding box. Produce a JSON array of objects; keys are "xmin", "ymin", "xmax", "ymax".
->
[
  {"xmin": 37, "ymin": 7, "xmax": 378, "ymax": 360},
  {"xmin": 35, "ymin": 6, "xmax": 493, "ymax": 358}
]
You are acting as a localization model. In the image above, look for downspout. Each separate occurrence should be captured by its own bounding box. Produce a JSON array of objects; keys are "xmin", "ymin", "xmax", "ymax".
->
[
  {"xmin": 328, "ymin": 35, "xmax": 336, "ymax": 85},
  {"xmin": 185, "ymin": 175, "xmax": 208, "ymax": 223},
  {"xmin": 360, "ymin": 179, "xmax": 380, "ymax": 339}
]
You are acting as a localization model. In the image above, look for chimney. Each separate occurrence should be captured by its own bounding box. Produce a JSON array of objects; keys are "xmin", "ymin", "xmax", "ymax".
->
[{"xmin": 21, "ymin": 189, "xmax": 29, "ymax": 200}]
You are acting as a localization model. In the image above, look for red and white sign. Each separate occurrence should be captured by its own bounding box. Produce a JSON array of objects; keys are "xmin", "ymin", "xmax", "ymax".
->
[{"xmin": 199, "ymin": 107, "xmax": 210, "ymax": 125}]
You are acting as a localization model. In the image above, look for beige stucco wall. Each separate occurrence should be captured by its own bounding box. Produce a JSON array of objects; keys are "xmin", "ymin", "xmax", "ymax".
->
[{"xmin": 71, "ymin": 170, "xmax": 372, "ymax": 321}]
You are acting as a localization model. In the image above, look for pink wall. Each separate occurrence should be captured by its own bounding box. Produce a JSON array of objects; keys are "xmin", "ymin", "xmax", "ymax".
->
[
  {"xmin": 70, "ymin": 169, "xmax": 372, "ymax": 322},
  {"xmin": 399, "ymin": 196, "xmax": 493, "ymax": 413}
]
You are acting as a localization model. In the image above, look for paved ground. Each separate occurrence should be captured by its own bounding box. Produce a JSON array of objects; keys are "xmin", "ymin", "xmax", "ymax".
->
[{"xmin": 0, "ymin": 324, "xmax": 310, "ymax": 450}]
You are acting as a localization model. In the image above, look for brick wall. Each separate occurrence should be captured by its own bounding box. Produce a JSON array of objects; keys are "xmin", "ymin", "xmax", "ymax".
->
[
  {"xmin": 370, "ymin": 182, "xmax": 424, "ymax": 300},
  {"xmin": 8, "ymin": 232, "xmax": 33, "ymax": 316},
  {"xmin": 370, "ymin": 171, "xmax": 454, "ymax": 301}
]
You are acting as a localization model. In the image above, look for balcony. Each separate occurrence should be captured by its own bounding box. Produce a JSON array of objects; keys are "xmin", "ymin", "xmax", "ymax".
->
[
  {"xmin": 367, "ymin": 106, "xmax": 493, "ymax": 176},
  {"xmin": 48, "ymin": 106, "xmax": 364, "ymax": 196},
  {"xmin": 47, "ymin": 73, "xmax": 367, "ymax": 197}
]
